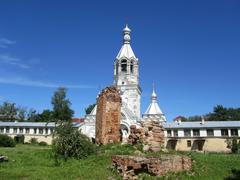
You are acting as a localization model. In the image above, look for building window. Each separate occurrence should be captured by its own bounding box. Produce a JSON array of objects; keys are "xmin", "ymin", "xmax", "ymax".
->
[
  {"xmin": 34, "ymin": 128, "xmax": 37, "ymax": 134},
  {"xmin": 19, "ymin": 128, "xmax": 23, "ymax": 134},
  {"xmin": 221, "ymin": 129, "xmax": 229, "ymax": 136},
  {"xmin": 39, "ymin": 128, "xmax": 43, "ymax": 134},
  {"xmin": 121, "ymin": 60, "xmax": 127, "ymax": 72},
  {"xmin": 116, "ymin": 63, "xmax": 118, "ymax": 75},
  {"xmin": 173, "ymin": 130, "xmax": 178, "ymax": 137},
  {"xmin": 207, "ymin": 129, "xmax": 214, "ymax": 136},
  {"xmin": 184, "ymin": 129, "xmax": 191, "ymax": 137},
  {"xmin": 25, "ymin": 128, "xmax": 30, "ymax": 134},
  {"xmin": 50, "ymin": 128, "xmax": 54, "ymax": 134},
  {"xmin": 6, "ymin": 127, "xmax": 9, "ymax": 133},
  {"xmin": 167, "ymin": 130, "xmax": 171, "ymax": 137},
  {"xmin": 0, "ymin": 128, "xmax": 4, "ymax": 133},
  {"xmin": 45, "ymin": 128, "xmax": 48, "ymax": 134},
  {"xmin": 130, "ymin": 61, "xmax": 134, "ymax": 73},
  {"xmin": 13, "ymin": 128, "xmax": 18, "ymax": 133},
  {"xmin": 187, "ymin": 140, "xmax": 191, "ymax": 147},
  {"xmin": 193, "ymin": 129, "xmax": 200, "ymax": 137},
  {"xmin": 231, "ymin": 129, "xmax": 238, "ymax": 136}
]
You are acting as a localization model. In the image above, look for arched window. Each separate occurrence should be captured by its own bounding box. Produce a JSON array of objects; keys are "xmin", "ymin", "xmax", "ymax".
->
[
  {"xmin": 130, "ymin": 61, "xmax": 134, "ymax": 73},
  {"xmin": 121, "ymin": 59, "xmax": 127, "ymax": 72}
]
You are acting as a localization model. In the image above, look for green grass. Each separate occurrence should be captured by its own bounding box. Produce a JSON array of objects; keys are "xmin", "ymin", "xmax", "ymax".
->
[{"xmin": 0, "ymin": 144, "xmax": 240, "ymax": 180}]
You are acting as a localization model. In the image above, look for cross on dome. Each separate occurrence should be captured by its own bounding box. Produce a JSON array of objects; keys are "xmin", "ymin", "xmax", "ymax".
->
[
  {"xmin": 116, "ymin": 24, "xmax": 136, "ymax": 59},
  {"xmin": 123, "ymin": 24, "xmax": 131, "ymax": 44},
  {"xmin": 152, "ymin": 83, "xmax": 157, "ymax": 100}
]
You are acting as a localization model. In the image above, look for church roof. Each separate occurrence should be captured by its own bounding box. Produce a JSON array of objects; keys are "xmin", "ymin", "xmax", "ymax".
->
[
  {"xmin": 89, "ymin": 105, "xmax": 97, "ymax": 115},
  {"xmin": 144, "ymin": 89, "xmax": 163, "ymax": 115},
  {"xmin": 116, "ymin": 24, "xmax": 137, "ymax": 60},
  {"xmin": 116, "ymin": 44, "xmax": 136, "ymax": 59}
]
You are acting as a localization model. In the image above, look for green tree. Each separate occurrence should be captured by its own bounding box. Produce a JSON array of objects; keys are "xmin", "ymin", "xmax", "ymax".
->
[
  {"xmin": 27, "ymin": 108, "xmax": 41, "ymax": 122},
  {"xmin": 85, "ymin": 103, "xmax": 96, "ymax": 115},
  {"xmin": 39, "ymin": 109, "xmax": 53, "ymax": 122},
  {"xmin": 0, "ymin": 101, "xmax": 18, "ymax": 121},
  {"xmin": 17, "ymin": 106, "xmax": 27, "ymax": 121},
  {"xmin": 207, "ymin": 105, "xmax": 240, "ymax": 121},
  {"xmin": 51, "ymin": 87, "xmax": 74, "ymax": 123},
  {"xmin": 52, "ymin": 122, "xmax": 96, "ymax": 162},
  {"xmin": 51, "ymin": 87, "xmax": 96, "ymax": 163}
]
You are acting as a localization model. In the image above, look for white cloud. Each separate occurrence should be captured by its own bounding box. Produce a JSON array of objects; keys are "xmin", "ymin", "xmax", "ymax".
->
[
  {"xmin": 0, "ymin": 54, "xmax": 30, "ymax": 69},
  {"xmin": 0, "ymin": 77, "xmax": 95, "ymax": 89},
  {"xmin": 0, "ymin": 38, "xmax": 16, "ymax": 48}
]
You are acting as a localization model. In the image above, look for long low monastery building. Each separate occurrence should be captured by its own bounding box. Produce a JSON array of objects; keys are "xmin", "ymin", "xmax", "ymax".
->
[
  {"xmin": 0, "ymin": 120, "xmax": 239, "ymax": 152},
  {"xmin": 164, "ymin": 120, "xmax": 240, "ymax": 152},
  {"xmin": 0, "ymin": 122, "xmax": 81, "ymax": 145}
]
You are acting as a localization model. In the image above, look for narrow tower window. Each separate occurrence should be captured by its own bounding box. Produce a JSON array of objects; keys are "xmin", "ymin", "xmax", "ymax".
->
[
  {"xmin": 116, "ymin": 62, "xmax": 118, "ymax": 75},
  {"xmin": 130, "ymin": 61, "xmax": 134, "ymax": 73},
  {"xmin": 121, "ymin": 59, "xmax": 127, "ymax": 72}
]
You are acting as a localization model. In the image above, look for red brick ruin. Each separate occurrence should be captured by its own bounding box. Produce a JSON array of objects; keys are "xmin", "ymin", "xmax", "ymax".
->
[
  {"xmin": 95, "ymin": 86, "xmax": 122, "ymax": 145},
  {"xmin": 112, "ymin": 155, "xmax": 192, "ymax": 179}
]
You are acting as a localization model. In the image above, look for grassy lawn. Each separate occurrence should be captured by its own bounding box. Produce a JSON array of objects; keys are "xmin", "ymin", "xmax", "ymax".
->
[{"xmin": 0, "ymin": 144, "xmax": 240, "ymax": 180}]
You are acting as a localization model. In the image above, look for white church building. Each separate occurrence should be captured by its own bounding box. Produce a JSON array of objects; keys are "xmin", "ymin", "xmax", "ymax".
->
[{"xmin": 80, "ymin": 25, "xmax": 167, "ymax": 139}]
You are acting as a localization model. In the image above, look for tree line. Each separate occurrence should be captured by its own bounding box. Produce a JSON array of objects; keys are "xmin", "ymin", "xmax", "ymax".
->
[
  {"xmin": 182, "ymin": 105, "xmax": 240, "ymax": 122},
  {"xmin": 0, "ymin": 101, "xmax": 95, "ymax": 123},
  {"xmin": 0, "ymin": 102, "xmax": 54, "ymax": 122}
]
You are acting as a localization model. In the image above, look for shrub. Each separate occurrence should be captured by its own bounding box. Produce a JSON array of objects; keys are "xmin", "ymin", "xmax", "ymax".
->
[
  {"xmin": 52, "ymin": 122, "xmax": 96, "ymax": 162},
  {"xmin": 0, "ymin": 134, "xmax": 15, "ymax": 147},
  {"xmin": 14, "ymin": 135, "xmax": 25, "ymax": 144},
  {"xmin": 238, "ymin": 141, "xmax": 240, "ymax": 154},
  {"xmin": 231, "ymin": 138, "xmax": 238, "ymax": 153},
  {"xmin": 39, "ymin": 141, "xmax": 47, "ymax": 146},
  {"xmin": 30, "ymin": 138, "xmax": 38, "ymax": 144}
]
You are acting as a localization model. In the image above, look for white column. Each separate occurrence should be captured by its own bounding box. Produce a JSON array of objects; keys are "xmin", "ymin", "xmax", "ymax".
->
[
  {"xmin": 178, "ymin": 130, "xmax": 184, "ymax": 137},
  {"xmin": 214, "ymin": 129, "xmax": 221, "ymax": 137},
  {"xmin": 200, "ymin": 129, "xmax": 207, "ymax": 137}
]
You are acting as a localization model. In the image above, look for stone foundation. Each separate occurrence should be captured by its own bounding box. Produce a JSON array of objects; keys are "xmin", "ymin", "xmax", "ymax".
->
[{"xmin": 111, "ymin": 155, "xmax": 192, "ymax": 179}]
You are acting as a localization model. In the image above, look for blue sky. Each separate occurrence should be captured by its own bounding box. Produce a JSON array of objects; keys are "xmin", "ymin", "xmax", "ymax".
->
[{"xmin": 0, "ymin": 0, "xmax": 239, "ymax": 121}]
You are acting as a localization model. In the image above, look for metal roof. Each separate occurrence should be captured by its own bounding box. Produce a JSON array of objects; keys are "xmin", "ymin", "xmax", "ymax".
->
[
  {"xmin": 144, "ymin": 89, "xmax": 163, "ymax": 115},
  {"xmin": 0, "ymin": 121, "xmax": 82, "ymax": 128},
  {"xmin": 1, "ymin": 121, "xmax": 239, "ymax": 129},
  {"xmin": 163, "ymin": 121, "xmax": 240, "ymax": 129}
]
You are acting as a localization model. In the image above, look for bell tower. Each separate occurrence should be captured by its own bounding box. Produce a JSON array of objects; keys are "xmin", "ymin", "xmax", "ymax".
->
[{"xmin": 114, "ymin": 25, "xmax": 141, "ymax": 119}]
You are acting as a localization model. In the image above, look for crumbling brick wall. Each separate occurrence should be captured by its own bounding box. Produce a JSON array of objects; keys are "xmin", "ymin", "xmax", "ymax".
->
[
  {"xmin": 112, "ymin": 155, "xmax": 192, "ymax": 179},
  {"xmin": 128, "ymin": 120, "xmax": 165, "ymax": 152},
  {"xmin": 95, "ymin": 86, "xmax": 121, "ymax": 145}
]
